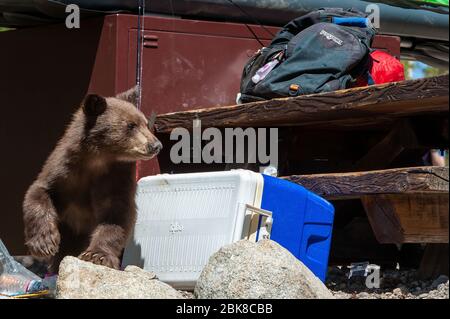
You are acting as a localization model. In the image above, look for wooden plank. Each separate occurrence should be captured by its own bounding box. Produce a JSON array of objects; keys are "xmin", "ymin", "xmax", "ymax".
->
[
  {"xmin": 362, "ymin": 194, "xmax": 449, "ymax": 244},
  {"xmin": 155, "ymin": 75, "xmax": 449, "ymax": 133},
  {"xmin": 285, "ymin": 167, "xmax": 449, "ymax": 200}
]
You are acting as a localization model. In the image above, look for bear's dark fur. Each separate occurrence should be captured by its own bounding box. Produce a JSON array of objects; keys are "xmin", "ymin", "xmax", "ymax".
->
[{"xmin": 23, "ymin": 88, "xmax": 162, "ymax": 271}]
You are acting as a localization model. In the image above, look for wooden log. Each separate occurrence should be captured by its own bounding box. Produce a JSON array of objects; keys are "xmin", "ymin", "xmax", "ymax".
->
[
  {"xmin": 362, "ymin": 194, "xmax": 449, "ymax": 244},
  {"xmin": 285, "ymin": 167, "xmax": 449, "ymax": 200},
  {"xmin": 155, "ymin": 75, "xmax": 449, "ymax": 133}
]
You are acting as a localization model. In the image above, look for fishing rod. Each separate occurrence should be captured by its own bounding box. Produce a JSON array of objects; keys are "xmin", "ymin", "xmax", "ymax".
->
[{"xmin": 136, "ymin": 0, "xmax": 145, "ymax": 110}]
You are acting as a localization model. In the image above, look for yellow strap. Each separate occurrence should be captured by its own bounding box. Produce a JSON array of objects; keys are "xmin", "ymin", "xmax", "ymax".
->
[{"xmin": 0, "ymin": 290, "xmax": 50, "ymax": 299}]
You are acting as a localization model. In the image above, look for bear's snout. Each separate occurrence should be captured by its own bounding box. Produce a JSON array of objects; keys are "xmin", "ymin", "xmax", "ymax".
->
[{"xmin": 147, "ymin": 140, "xmax": 163, "ymax": 156}]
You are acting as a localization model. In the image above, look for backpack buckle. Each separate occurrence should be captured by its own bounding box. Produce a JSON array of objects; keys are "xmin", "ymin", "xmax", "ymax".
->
[{"xmin": 289, "ymin": 84, "xmax": 300, "ymax": 96}]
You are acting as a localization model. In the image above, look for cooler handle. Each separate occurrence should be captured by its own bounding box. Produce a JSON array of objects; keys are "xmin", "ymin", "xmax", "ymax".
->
[{"xmin": 245, "ymin": 204, "xmax": 273, "ymax": 241}]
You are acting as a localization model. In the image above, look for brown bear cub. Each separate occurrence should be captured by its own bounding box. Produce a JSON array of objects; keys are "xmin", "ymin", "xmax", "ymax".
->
[{"xmin": 23, "ymin": 88, "xmax": 162, "ymax": 272}]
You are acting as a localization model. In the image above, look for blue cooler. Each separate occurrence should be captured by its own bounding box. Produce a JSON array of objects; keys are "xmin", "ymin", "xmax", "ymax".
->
[
  {"xmin": 123, "ymin": 170, "xmax": 334, "ymax": 288},
  {"xmin": 260, "ymin": 174, "xmax": 335, "ymax": 282}
]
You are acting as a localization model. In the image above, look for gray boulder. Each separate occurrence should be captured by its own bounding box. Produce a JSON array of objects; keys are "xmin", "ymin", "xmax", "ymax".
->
[
  {"xmin": 195, "ymin": 240, "xmax": 333, "ymax": 299},
  {"xmin": 56, "ymin": 256, "xmax": 184, "ymax": 299},
  {"xmin": 431, "ymin": 275, "xmax": 449, "ymax": 289}
]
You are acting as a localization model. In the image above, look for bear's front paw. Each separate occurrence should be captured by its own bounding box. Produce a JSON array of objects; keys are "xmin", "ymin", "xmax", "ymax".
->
[
  {"xmin": 78, "ymin": 251, "xmax": 120, "ymax": 270},
  {"xmin": 25, "ymin": 223, "xmax": 60, "ymax": 258}
]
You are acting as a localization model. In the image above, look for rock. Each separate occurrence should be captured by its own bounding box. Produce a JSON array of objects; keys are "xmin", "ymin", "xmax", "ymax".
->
[
  {"xmin": 431, "ymin": 275, "xmax": 449, "ymax": 289},
  {"xmin": 393, "ymin": 288, "xmax": 403, "ymax": 295},
  {"xmin": 358, "ymin": 292, "xmax": 370, "ymax": 298},
  {"xmin": 195, "ymin": 240, "xmax": 333, "ymax": 299},
  {"xmin": 327, "ymin": 267, "xmax": 449, "ymax": 300},
  {"xmin": 178, "ymin": 290, "xmax": 195, "ymax": 299},
  {"xmin": 56, "ymin": 256, "xmax": 184, "ymax": 299}
]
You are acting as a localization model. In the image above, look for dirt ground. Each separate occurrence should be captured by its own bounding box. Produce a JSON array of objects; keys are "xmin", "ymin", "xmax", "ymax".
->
[{"xmin": 326, "ymin": 266, "xmax": 449, "ymax": 299}]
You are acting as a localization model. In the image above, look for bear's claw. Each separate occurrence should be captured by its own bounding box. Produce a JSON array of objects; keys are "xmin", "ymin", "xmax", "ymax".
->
[
  {"xmin": 25, "ymin": 224, "xmax": 60, "ymax": 258},
  {"xmin": 78, "ymin": 250, "xmax": 120, "ymax": 270}
]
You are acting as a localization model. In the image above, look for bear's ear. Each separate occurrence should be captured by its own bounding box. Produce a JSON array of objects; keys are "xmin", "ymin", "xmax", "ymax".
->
[
  {"xmin": 116, "ymin": 85, "xmax": 139, "ymax": 106},
  {"xmin": 82, "ymin": 94, "xmax": 107, "ymax": 117}
]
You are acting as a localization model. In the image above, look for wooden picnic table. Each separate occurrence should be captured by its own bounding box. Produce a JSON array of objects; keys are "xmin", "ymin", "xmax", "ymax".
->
[
  {"xmin": 154, "ymin": 75, "xmax": 449, "ymax": 276},
  {"xmin": 155, "ymin": 75, "xmax": 448, "ymax": 132}
]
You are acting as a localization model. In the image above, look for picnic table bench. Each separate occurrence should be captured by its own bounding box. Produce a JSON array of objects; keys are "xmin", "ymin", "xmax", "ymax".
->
[{"xmin": 286, "ymin": 166, "xmax": 449, "ymax": 244}]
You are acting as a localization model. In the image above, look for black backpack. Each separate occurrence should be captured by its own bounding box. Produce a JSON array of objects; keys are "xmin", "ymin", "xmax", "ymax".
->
[{"xmin": 239, "ymin": 8, "xmax": 376, "ymax": 103}]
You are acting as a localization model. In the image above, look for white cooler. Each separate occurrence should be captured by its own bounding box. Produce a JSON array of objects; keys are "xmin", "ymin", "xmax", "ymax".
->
[{"xmin": 122, "ymin": 170, "xmax": 273, "ymax": 289}]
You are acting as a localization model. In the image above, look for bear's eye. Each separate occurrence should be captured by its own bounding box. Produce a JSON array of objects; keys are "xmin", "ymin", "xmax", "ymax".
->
[{"xmin": 127, "ymin": 122, "xmax": 138, "ymax": 130}]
